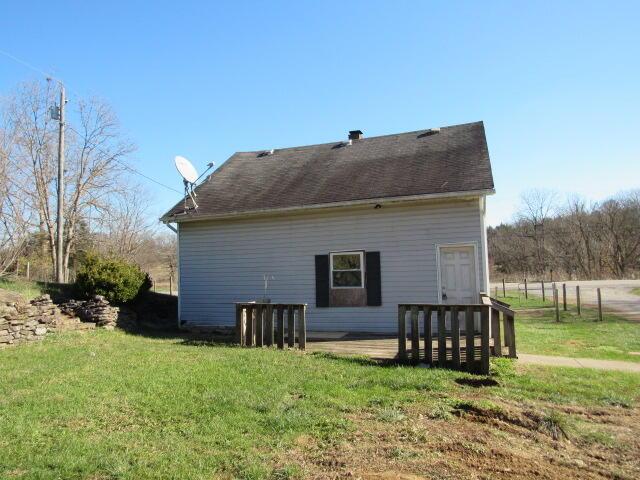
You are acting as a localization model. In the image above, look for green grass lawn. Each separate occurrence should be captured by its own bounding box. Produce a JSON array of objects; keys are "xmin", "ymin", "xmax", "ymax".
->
[
  {"xmin": 0, "ymin": 277, "xmax": 75, "ymax": 302},
  {"xmin": 632, "ymin": 287, "xmax": 640, "ymax": 296},
  {"xmin": 496, "ymin": 291, "xmax": 640, "ymax": 362},
  {"xmin": 1, "ymin": 330, "xmax": 638, "ymax": 479}
]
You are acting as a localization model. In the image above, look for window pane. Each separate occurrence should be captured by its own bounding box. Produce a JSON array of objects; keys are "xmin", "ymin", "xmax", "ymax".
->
[
  {"xmin": 332, "ymin": 254, "xmax": 361, "ymax": 270},
  {"xmin": 332, "ymin": 271, "xmax": 362, "ymax": 287}
]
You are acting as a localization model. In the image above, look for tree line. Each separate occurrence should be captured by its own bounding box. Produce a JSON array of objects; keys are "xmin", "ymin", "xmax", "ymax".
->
[
  {"xmin": 489, "ymin": 189, "xmax": 640, "ymax": 281},
  {"xmin": 0, "ymin": 80, "xmax": 176, "ymax": 285}
]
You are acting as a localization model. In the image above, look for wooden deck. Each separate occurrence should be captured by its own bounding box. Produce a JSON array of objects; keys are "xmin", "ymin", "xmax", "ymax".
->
[{"xmin": 306, "ymin": 332, "xmax": 511, "ymax": 363}]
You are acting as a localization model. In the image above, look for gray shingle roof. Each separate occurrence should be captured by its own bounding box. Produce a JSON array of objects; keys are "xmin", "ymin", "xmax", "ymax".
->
[{"xmin": 161, "ymin": 121, "xmax": 494, "ymax": 221}]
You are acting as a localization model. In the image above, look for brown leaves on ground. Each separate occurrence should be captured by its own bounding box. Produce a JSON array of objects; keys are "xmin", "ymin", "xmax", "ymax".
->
[{"xmin": 286, "ymin": 398, "xmax": 640, "ymax": 479}]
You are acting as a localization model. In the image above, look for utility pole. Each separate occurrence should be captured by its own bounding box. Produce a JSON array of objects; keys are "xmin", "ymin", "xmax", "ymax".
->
[{"xmin": 55, "ymin": 83, "xmax": 66, "ymax": 283}]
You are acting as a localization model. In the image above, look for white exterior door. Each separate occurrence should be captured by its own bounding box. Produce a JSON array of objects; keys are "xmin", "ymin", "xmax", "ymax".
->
[{"xmin": 439, "ymin": 245, "xmax": 477, "ymax": 304}]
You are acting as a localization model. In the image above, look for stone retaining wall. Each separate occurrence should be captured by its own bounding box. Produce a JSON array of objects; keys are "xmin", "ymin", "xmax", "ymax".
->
[
  {"xmin": 0, "ymin": 295, "xmax": 63, "ymax": 347},
  {"xmin": 60, "ymin": 295, "xmax": 120, "ymax": 330},
  {"xmin": 0, "ymin": 293, "xmax": 126, "ymax": 348}
]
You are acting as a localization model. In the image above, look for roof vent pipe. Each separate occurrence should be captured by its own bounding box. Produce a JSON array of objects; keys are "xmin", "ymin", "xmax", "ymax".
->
[{"xmin": 348, "ymin": 130, "xmax": 363, "ymax": 141}]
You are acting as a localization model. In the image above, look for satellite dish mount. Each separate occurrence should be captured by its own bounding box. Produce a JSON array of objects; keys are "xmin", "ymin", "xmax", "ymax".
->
[{"xmin": 174, "ymin": 156, "xmax": 215, "ymax": 213}]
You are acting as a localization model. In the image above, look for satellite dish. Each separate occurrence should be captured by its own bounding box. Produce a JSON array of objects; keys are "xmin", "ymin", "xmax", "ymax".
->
[{"xmin": 175, "ymin": 155, "xmax": 198, "ymax": 184}]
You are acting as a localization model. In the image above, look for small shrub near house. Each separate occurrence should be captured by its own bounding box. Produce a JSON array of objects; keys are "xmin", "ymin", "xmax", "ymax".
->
[{"xmin": 75, "ymin": 253, "xmax": 152, "ymax": 304}]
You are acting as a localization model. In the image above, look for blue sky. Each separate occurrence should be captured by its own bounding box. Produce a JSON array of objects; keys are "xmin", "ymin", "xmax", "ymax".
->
[{"xmin": 1, "ymin": 1, "xmax": 638, "ymax": 225}]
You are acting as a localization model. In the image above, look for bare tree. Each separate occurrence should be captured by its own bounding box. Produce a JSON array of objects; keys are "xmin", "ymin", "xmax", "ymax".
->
[
  {"xmin": 3, "ymin": 81, "xmax": 135, "ymax": 281},
  {"xmin": 516, "ymin": 189, "xmax": 559, "ymax": 276},
  {"xmin": 0, "ymin": 109, "xmax": 31, "ymax": 275},
  {"xmin": 598, "ymin": 191, "xmax": 640, "ymax": 278}
]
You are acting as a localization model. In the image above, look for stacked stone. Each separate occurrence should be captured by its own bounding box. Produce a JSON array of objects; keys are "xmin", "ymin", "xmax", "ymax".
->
[
  {"xmin": 59, "ymin": 299, "xmax": 86, "ymax": 317},
  {"xmin": 76, "ymin": 295, "xmax": 119, "ymax": 330},
  {"xmin": 0, "ymin": 295, "xmax": 61, "ymax": 347}
]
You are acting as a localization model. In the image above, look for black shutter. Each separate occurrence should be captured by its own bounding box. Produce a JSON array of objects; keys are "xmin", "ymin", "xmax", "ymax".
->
[
  {"xmin": 315, "ymin": 255, "xmax": 330, "ymax": 307},
  {"xmin": 366, "ymin": 251, "xmax": 382, "ymax": 306}
]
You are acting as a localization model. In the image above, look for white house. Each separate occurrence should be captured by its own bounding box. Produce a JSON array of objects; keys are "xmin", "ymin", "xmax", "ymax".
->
[{"xmin": 161, "ymin": 122, "xmax": 494, "ymax": 333}]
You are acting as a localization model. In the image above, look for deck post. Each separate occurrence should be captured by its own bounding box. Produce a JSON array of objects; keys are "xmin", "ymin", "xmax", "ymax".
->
[
  {"xmin": 298, "ymin": 305, "xmax": 306, "ymax": 350},
  {"xmin": 480, "ymin": 307, "xmax": 491, "ymax": 375},
  {"xmin": 437, "ymin": 306, "xmax": 447, "ymax": 366},
  {"xmin": 491, "ymin": 307, "xmax": 501, "ymax": 356},
  {"xmin": 451, "ymin": 306, "xmax": 460, "ymax": 368},
  {"xmin": 398, "ymin": 306, "xmax": 407, "ymax": 361},
  {"xmin": 287, "ymin": 305, "xmax": 295, "ymax": 347},
  {"xmin": 276, "ymin": 306, "xmax": 285, "ymax": 349},
  {"xmin": 410, "ymin": 306, "xmax": 420, "ymax": 364},
  {"xmin": 424, "ymin": 307, "xmax": 433, "ymax": 365},
  {"xmin": 465, "ymin": 307, "xmax": 475, "ymax": 372},
  {"xmin": 506, "ymin": 313, "xmax": 517, "ymax": 358}
]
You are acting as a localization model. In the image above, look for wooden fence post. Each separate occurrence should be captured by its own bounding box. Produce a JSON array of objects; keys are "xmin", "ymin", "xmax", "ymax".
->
[
  {"xmin": 524, "ymin": 278, "xmax": 528, "ymax": 299},
  {"xmin": 502, "ymin": 278, "xmax": 506, "ymax": 297},
  {"xmin": 562, "ymin": 284, "xmax": 567, "ymax": 311},
  {"xmin": 541, "ymin": 280, "xmax": 545, "ymax": 302},
  {"xmin": 554, "ymin": 286, "xmax": 560, "ymax": 322},
  {"xmin": 398, "ymin": 306, "xmax": 407, "ymax": 361},
  {"xmin": 597, "ymin": 288, "xmax": 603, "ymax": 322},
  {"xmin": 26, "ymin": 261, "xmax": 30, "ymax": 281},
  {"xmin": 576, "ymin": 286, "xmax": 581, "ymax": 316}
]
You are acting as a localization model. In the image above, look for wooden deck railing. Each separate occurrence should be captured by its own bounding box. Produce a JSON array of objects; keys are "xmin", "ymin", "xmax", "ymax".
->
[
  {"xmin": 398, "ymin": 300, "xmax": 516, "ymax": 374},
  {"xmin": 235, "ymin": 303, "xmax": 307, "ymax": 350}
]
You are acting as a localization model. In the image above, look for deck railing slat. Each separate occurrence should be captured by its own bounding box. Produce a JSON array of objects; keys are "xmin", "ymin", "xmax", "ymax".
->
[
  {"xmin": 465, "ymin": 306, "xmax": 475, "ymax": 373},
  {"xmin": 451, "ymin": 306, "xmax": 460, "ymax": 368},
  {"xmin": 424, "ymin": 306, "xmax": 433, "ymax": 365},
  {"xmin": 410, "ymin": 306, "xmax": 420, "ymax": 363},
  {"xmin": 234, "ymin": 303, "xmax": 306, "ymax": 350}
]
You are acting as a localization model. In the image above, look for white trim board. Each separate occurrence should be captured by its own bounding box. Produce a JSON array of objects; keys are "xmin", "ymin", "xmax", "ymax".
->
[{"xmin": 435, "ymin": 242, "xmax": 481, "ymax": 304}]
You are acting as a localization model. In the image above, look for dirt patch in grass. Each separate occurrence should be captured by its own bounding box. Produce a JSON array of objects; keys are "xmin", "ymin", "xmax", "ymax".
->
[{"xmin": 291, "ymin": 399, "xmax": 640, "ymax": 479}]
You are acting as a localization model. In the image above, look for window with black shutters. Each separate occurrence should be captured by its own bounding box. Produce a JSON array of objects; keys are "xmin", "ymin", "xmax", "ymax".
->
[{"xmin": 330, "ymin": 251, "xmax": 364, "ymax": 288}]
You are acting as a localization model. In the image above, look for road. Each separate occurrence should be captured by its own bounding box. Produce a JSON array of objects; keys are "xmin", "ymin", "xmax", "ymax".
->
[{"xmin": 492, "ymin": 279, "xmax": 640, "ymax": 321}]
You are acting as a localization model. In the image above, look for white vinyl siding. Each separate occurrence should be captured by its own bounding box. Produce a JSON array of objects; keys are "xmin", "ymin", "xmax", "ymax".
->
[{"xmin": 178, "ymin": 199, "xmax": 486, "ymax": 333}]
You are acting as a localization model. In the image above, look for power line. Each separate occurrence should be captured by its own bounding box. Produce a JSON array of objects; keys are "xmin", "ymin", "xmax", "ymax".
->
[
  {"xmin": 0, "ymin": 48, "xmax": 182, "ymax": 195},
  {"xmin": 0, "ymin": 48, "xmax": 56, "ymax": 80},
  {"xmin": 66, "ymin": 125, "xmax": 182, "ymax": 194}
]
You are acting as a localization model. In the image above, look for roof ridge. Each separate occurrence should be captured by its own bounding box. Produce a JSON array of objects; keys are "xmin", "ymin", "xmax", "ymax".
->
[{"xmin": 234, "ymin": 121, "xmax": 484, "ymax": 155}]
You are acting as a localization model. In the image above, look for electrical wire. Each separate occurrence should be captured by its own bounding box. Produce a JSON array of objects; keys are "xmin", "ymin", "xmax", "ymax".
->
[
  {"xmin": 0, "ymin": 47, "xmax": 182, "ymax": 195},
  {"xmin": 66, "ymin": 125, "xmax": 182, "ymax": 194}
]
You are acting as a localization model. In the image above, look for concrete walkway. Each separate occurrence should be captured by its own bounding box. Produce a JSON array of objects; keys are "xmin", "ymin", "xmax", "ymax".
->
[{"xmin": 518, "ymin": 353, "xmax": 640, "ymax": 373}]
